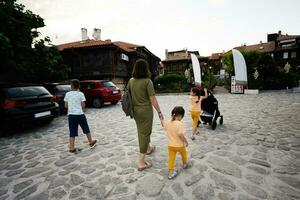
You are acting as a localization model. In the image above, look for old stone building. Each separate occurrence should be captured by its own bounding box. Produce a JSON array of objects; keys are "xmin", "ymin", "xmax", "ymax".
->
[
  {"xmin": 57, "ymin": 28, "xmax": 161, "ymax": 84},
  {"xmin": 161, "ymin": 49, "xmax": 208, "ymax": 74},
  {"xmin": 235, "ymin": 30, "xmax": 300, "ymax": 73},
  {"xmin": 208, "ymin": 52, "xmax": 224, "ymax": 75}
]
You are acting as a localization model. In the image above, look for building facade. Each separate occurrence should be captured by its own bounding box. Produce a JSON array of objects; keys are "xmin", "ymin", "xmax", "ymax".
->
[
  {"xmin": 57, "ymin": 30, "xmax": 160, "ymax": 84},
  {"xmin": 208, "ymin": 52, "xmax": 224, "ymax": 75},
  {"xmin": 161, "ymin": 49, "xmax": 208, "ymax": 74},
  {"xmin": 269, "ymin": 31, "xmax": 300, "ymax": 72},
  {"xmin": 235, "ymin": 31, "xmax": 300, "ymax": 73}
]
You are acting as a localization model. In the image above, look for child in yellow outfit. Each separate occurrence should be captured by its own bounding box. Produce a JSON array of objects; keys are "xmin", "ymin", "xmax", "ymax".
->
[
  {"xmin": 162, "ymin": 106, "xmax": 189, "ymax": 179},
  {"xmin": 189, "ymin": 87, "xmax": 201, "ymax": 140}
]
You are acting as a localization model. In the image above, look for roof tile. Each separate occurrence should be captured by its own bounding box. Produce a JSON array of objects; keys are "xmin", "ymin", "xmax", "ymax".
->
[{"xmin": 56, "ymin": 39, "xmax": 141, "ymax": 52}]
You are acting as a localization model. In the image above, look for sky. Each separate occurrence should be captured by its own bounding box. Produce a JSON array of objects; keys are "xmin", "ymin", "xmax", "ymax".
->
[{"xmin": 19, "ymin": 0, "xmax": 300, "ymax": 59}]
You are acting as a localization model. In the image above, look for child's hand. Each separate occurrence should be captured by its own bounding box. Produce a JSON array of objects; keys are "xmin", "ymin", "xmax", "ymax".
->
[
  {"xmin": 160, "ymin": 119, "xmax": 164, "ymax": 127},
  {"xmin": 185, "ymin": 141, "xmax": 189, "ymax": 147}
]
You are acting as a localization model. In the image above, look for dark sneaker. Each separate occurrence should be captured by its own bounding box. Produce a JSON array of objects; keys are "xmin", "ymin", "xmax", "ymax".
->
[
  {"xmin": 69, "ymin": 148, "xmax": 82, "ymax": 154},
  {"xmin": 191, "ymin": 135, "xmax": 195, "ymax": 140},
  {"xmin": 89, "ymin": 140, "xmax": 97, "ymax": 148}
]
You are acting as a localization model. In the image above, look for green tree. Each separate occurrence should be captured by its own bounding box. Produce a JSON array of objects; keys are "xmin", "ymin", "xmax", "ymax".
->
[
  {"xmin": 0, "ymin": 0, "xmax": 69, "ymax": 82},
  {"xmin": 202, "ymin": 67, "xmax": 217, "ymax": 90},
  {"xmin": 30, "ymin": 37, "xmax": 69, "ymax": 82}
]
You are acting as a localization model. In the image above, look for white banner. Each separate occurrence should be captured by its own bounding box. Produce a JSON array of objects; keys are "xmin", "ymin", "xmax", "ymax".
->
[
  {"xmin": 191, "ymin": 53, "xmax": 202, "ymax": 85},
  {"xmin": 232, "ymin": 49, "xmax": 248, "ymax": 85}
]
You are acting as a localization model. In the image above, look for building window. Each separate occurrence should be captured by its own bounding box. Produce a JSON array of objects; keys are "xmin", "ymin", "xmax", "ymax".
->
[
  {"xmin": 291, "ymin": 51, "xmax": 297, "ymax": 58},
  {"xmin": 283, "ymin": 52, "xmax": 289, "ymax": 59}
]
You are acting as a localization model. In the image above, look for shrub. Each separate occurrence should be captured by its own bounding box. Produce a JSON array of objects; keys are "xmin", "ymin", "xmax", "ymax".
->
[
  {"xmin": 221, "ymin": 51, "xmax": 299, "ymax": 90},
  {"xmin": 216, "ymin": 77, "xmax": 225, "ymax": 86},
  {"xmin": 154, "ymin": 73, "xmax": 189, "ymax": 92},
  {"xmin": 202, "ymin": 68, "xmax": 217, "ymax": 90}
]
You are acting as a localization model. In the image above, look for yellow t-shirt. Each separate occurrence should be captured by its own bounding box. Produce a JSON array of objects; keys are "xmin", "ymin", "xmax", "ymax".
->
[
  {"xmin": 164, "ymin": 120, "xmax": 185, "ymax": 147},
  {"xmin": 189, "ymin": 95, "xmax": 201, "ymax": 112}
]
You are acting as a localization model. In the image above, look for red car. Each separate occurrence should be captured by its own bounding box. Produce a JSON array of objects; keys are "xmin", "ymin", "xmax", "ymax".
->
[{"xmin": 80, "ymin": 80, "xmax": 121, "ymax": 108}]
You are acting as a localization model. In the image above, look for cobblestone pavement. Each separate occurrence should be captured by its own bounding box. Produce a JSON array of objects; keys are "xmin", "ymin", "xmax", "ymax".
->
[{"xmin": 0, "ymin": 92, "xmax": 300, "ymax": 200}]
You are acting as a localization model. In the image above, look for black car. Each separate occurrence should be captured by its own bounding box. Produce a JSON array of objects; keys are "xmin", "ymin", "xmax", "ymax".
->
[
  {"xmin": 43, "ymin": 83, "xmax": 71, "ymax": 113},
  {"xmin": 0, "ymin": 84, "xmax": 60, "ymax": 134}
]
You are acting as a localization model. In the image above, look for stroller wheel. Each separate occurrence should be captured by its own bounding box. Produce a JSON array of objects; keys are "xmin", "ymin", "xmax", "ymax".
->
[
  {"xmin": 219, "ymin": 116, "xmax": 223, "ymax": 125},
  {"xmin": 212, "ymin": 120, "xmax": 217, "ymax": 130},
  {"xmin": 197, "ymin": 120, "xmax": 201, "ymax": 127}
]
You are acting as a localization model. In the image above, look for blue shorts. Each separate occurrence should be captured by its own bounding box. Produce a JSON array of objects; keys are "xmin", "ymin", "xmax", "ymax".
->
[{"xmin": 68, "ymin": 114, "xmax": 90, "ymax": 137}]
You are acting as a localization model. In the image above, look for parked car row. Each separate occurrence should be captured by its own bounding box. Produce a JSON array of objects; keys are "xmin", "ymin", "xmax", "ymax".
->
[
  {"xmin": 0, "ymin": 80, "xmax": 122, "ymax": 134},
  {"xmin": 80, "ymin": 80, "xmax": 121, "ymax": 108},
  {"xmin": 0, "ymin": 83, "xmax": 61, "ymax": 133},
  {"xmin": 43, "ymin": 83, "xmax": 71, "ymax": 113}
]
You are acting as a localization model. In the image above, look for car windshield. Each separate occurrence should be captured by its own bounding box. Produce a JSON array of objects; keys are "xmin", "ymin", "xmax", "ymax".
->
[
  {"xmin": 4, "ymin": 86, "xmax": 50, "ymax": 98},
  {"xmin": 56, "ymin": 85, "xmax": 71, "ymax": 92},
  {"xmin": 102, "ymin": 81, "xmax": 116, "ymax": 87}
]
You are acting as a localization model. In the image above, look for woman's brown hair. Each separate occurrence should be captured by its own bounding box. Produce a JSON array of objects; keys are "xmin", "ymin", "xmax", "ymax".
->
[{"xmin": 132, "ymin": 59, "xmax": 151, "ymax": 79}]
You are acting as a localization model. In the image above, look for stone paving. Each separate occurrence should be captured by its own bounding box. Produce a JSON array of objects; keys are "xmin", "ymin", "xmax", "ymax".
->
[{"xmin": 0, "ymin": 92, "xmax": 300, "ymax": 200}]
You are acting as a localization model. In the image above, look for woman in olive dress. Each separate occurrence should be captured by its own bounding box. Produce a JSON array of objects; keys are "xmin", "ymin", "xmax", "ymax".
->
[{"xmin": 127, "ymin": 59, "xmax": 164, "ymax": 171}]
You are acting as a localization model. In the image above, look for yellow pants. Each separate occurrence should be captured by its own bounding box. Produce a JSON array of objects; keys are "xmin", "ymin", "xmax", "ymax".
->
[
  {"xmin": 191, "ymin": 111, "xmax": 200, "ymax": 129},
  {"xmin": 168, "ymin": 146, "xmax": 187, "ymax": 172}
]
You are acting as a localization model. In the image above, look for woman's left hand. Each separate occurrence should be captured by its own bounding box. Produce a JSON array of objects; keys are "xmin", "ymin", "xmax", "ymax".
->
[{"xmin": 158, "ymin": 112, "xmax": 164, "ymax": 120}]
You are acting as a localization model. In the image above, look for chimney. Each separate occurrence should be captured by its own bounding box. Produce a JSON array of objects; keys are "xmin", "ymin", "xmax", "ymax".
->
[
  {"xmin": 278, "ymin": 30, "xmax": 282, "ymax": 36},
  {"xmin": 92, "ymin": 28, "xmax": 101, "ymax": 40},
  {"xmin": 165, "ymin": 49, "xmax": 168, "ymax": 59},
  {"xmin": 260, "ymin": 41, "xmax": 263, "ymax": 44},
  {"xmin": 81, "ymin": 28, "xmax": 88, "ymax": 41}
]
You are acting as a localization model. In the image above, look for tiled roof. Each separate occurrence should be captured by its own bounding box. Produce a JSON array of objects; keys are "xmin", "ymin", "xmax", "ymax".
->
[
  {"xmin": 209, "ymin": 53, "xmax": 223, "ymax": 60},
  {"xmin": 235, "ymin": 42, "xmax": 275, "ymax": 53},
  {"xmin": 162, "ymin": 55, "xmax": 205, "ymax": 62},
  {"xmin": 56, "ymin": 39, "xmax": 142, "ymax": 52},
  {"xmin": 113, "ymin": 41, "xmax": 141, "ymax": 52},
  {"xmin": 277, "ymin": 34, "xmax": 300, "ymax": 41}
]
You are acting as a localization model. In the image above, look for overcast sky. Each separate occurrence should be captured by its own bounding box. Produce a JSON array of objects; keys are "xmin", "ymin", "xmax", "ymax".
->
[{"xmin": 19, "ymin": 0, "xmax": 300, "ymax": 59}]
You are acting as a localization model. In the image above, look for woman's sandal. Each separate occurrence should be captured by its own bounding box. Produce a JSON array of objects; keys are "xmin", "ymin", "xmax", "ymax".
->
[
  {"xmin": 146, "ymin": 146, "xmax": 156, "ymax": 155},
  {"xmin": 138, "ymin": 162, "xmax": 152, "ymax": 171}
]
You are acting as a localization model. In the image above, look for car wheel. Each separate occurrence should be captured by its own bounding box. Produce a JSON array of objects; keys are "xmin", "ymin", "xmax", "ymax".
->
[
  {"xmin": 111, "ymin": 101, "xmax": 118, "ymax": 105},
  {"xmin": 93, "ymin": 98, "xmax": 103, "ymax": 108}
]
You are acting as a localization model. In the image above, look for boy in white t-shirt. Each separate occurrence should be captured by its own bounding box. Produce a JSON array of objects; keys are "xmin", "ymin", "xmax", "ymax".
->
[{"xmin": 64, "ymin": 79, "xmax": 97, "ymax": 153}]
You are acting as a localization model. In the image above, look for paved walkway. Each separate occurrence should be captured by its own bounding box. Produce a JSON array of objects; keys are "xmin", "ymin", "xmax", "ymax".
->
[{"xmin": 0, "ymin": 92, "xmax": 300, "ymax": 200}]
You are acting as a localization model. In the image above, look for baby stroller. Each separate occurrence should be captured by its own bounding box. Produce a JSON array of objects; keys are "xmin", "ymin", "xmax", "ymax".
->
[{"xmin": 199, "ymin": 90, "xmax": 223, "ymax": 130}]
